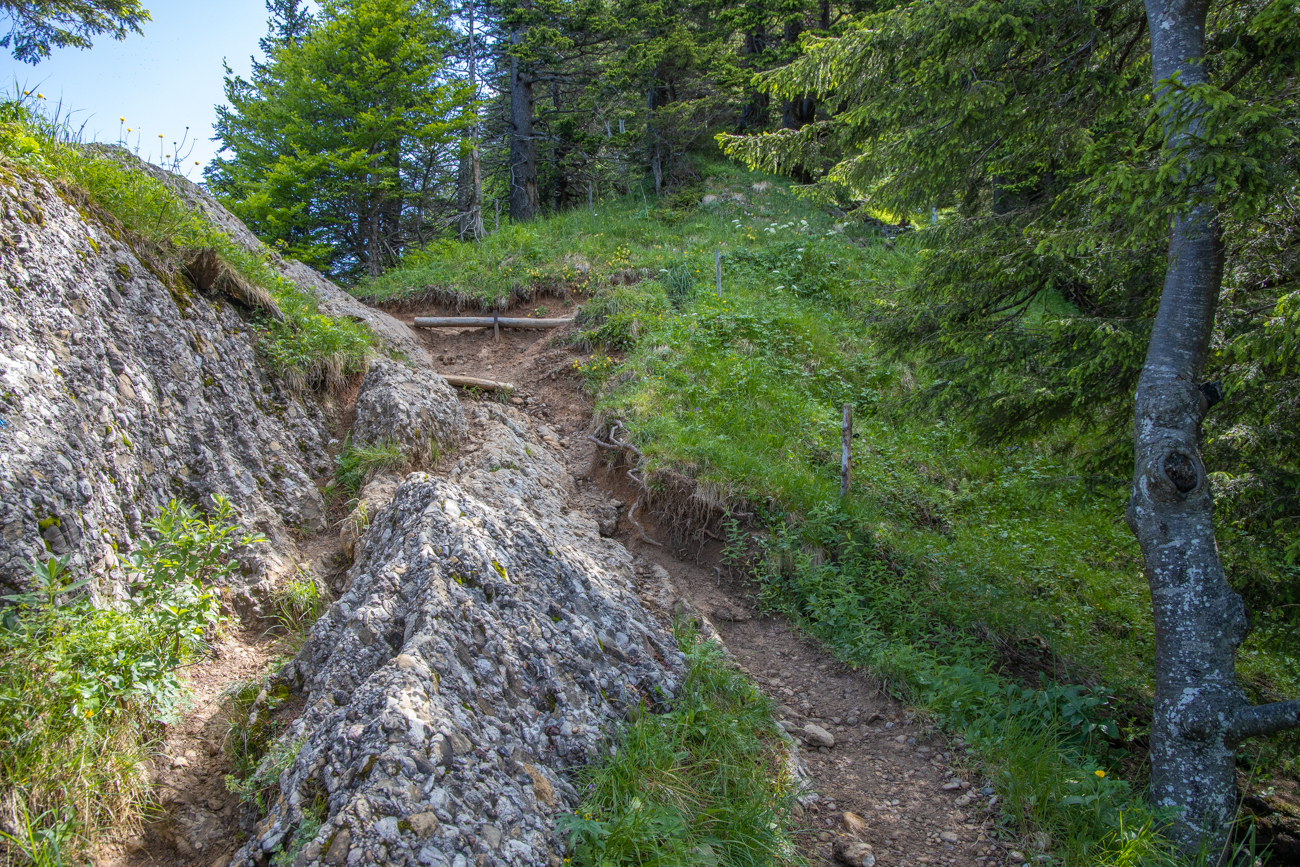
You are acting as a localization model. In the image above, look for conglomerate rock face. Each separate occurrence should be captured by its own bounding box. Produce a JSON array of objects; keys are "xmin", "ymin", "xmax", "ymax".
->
[
  {"xmin": 0, "ymin": 156, "xmax": 457, "ymax": 600},
  {"xmin": 232, "ymin": 404, "xmax": 682, "ymax": 867},
  {"xmin": 353, "ymin": 361, "xmax": 467, "ymax": 467},
  {"xmin": 0, "ymin": 170, "xmax": 334, "ymax": 594}
]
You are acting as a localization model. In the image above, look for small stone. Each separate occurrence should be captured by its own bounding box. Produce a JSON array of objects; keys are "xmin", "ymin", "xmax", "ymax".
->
[
  {"xmin": 832, "ymin": 840, "xmax": 876, "ymax": 867},
  {"xmin": 802, "ymin": 723, "xmax": 835, "ymax": 748},
  {"xmin": 1031, "ymin": 831, "xmax": 1051, "ymax": 851},
  {"xmin": 842, "ymin": 811, "xmax": 868, "ymax": 838},
  {"xmin": 522, "ymin": 762, "xmax": 555, "ymax": 807},
  {"xmin": 942, "ymin": 780, "xmax": 964, "ymax": 790},
  {"xmin": 1008, "ymin": 851, "xmax": 1026, "ymax": 863},
  {"xmin": 447, "ymin": 730, "xmax": 473, "ymax": 755},
  {"xmin": 443, "ymin": 499, "xmax": 462, "ymax": 518},
  {"xmin": 324, "ymin": 828, "xmax": 351, "ymax": 866},
  {"xmin": 940, "ymin": 831, "xmax": 960, "ymax": 844},
  {"xmin": 954, "ymin": 793, "xmax": 974, "ymax": 807},
  {"xmin": 510, "ymin": 397, "xmax": 524, "ymax": 405},
  {"xmin": 407, "ymin": 811, "xmax": 440, "ymax": 839},
  {"xmin": 895, "ymin": 735, "xmax": 908, "ymax": 743}
]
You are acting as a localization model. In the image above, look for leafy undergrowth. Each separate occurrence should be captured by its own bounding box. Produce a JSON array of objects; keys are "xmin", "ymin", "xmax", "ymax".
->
[
  {"xmin": 560, "ymin": 630, "xmax": 803, "ymax": 867},
  {"xmin": 0, "ymin": 96, "xmax": 374, "ymax": 394},
  {"xmin": 390, "ymin": 160, "xmax": 1293, "ymax": 863},
  {"xmin": 0, "ymin": 497, "xmax": 259, "ymax": 865}
]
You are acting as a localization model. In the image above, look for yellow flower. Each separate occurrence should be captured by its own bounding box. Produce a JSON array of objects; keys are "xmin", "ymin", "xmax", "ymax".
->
[
  {"xmin": 120, "ymin": 117, "xmax": 125, "ymax": 122},
  {"xmin": 1095, "ymin": 769, "xmax": 1105, "ymax": 778}
]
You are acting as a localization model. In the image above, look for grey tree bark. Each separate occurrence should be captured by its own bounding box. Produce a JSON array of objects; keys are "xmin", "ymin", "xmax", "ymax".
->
[
  {"xmin": 458, "ymin": 1, "xmax": 484, "ymax": 241},
  {"xmin": 508, "ymin": 29, "xmax": 540, "ymax": 223},
  {"xmin": 1130, "ymin": 0, "xmax": 1300, "ymax": 852}
]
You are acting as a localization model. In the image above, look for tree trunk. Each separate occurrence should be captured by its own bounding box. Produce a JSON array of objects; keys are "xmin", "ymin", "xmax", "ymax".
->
[
  {"xmin": 550, "ymin": 81, "xmax": 570, "ymax": 212},
  {"xmin": 739, "ymin": 26, "xmax": 770, "ymax": 131},
  {"xmin": 459, "ymin": 1, "xmax": 485, "ymax": 241},
  {"xmin": 780, "ymin": 17, "xmax": 815, "ymax": 131},
  {"xmin": 508, "ymin": 33, "xmax": 539, "ymax": 223},
  {"xmin": 1130, "ymin": 0, "xmax": 1300, "ymax": 852},
  {"xmin": 647, "ymin": 69, "xmax": 669, "ymax": 195}
]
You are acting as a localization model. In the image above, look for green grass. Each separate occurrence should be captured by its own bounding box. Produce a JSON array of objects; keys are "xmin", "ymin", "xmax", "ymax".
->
[
  {"xmin": 380, "ymin": 159, "xmax": 1296, "ymax": 864},
  {"xmin": 560, "ymin": 630, "xmax": 802, "ymax": 867},
  {"xmin": 333, "ymin": 436, "xmax": 409, "ymax": 497},
  {"xmin": 0, "ymin": 96, "xmax": 374, "ymax": 394},
  {"xmin": 0, "ymin": 497, "xmax": 258, "ymax": 865},
  {"xmin": 351, "ymin": 166, "xmax": 858, "ymax": 309}
]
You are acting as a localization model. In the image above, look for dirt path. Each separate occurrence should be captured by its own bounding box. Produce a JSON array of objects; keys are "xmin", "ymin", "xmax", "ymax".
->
[
  {"xmin": 104, "ymin": 299, "xmax": 1024, "ymax": 867},
  {"xmin": 403, "ymin": 299, "xmax": 1027, "ymax": 867},
  {"xmin": 95, "ymin": 539, "xmax": 348, "ymax": 867}
]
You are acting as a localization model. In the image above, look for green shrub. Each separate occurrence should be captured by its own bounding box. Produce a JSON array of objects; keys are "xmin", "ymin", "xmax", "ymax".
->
[
  {"xmin": 560, "ymin": 631, "xmax": 801, "ymax": 867},
  {"xmin": 0, "ymin": 496, "xmax": 261, "ymax": 864}
]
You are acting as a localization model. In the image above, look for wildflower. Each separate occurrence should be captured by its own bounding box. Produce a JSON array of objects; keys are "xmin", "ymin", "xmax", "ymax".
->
[
  {"xmin": 1095, "ymin": 769, "xmax": 1105, "ymax": 778},
  {"xmin": 120, "ymin": 117, "xmax": 125, "ymax": 122}
]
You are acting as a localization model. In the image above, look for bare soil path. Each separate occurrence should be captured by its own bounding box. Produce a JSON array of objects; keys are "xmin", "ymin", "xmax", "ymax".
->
[{"xmin": 401, "ymin": 298, "xmax": 1027, "ymax": 867}]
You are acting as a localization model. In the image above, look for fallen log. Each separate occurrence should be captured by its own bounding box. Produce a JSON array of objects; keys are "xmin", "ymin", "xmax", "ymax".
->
[
  {"xmin": 439, "ymin": 374, "xmax": 515, "ymax": 393},
  {"xmin": 413, "ymin": 316, "xmax": 574, "ymax": 329}
]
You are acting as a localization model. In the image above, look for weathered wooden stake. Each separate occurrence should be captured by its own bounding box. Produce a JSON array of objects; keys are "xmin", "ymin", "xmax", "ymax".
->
[
  {"xmin": 439, "ymin": 374, "xmax": 514, "ymax": 392},
  {"xmin": 840, "ymin": 403, "xmax": 852, "ymax": 497},
  {"xmin": 715, "ymin": 251, "xmax": 723, "ymax": 297},
  {"xmin": 413, "ymin": 316, "xmax": 573, "ymax": 329}
]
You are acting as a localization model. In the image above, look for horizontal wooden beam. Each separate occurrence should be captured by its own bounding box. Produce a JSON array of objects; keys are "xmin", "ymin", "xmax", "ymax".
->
[
  {"xmin": 439, "ymin": 374, "xmax": 515, "ymax": 392},
  {"xmin": 413, "ymin": 316, "xmax": 574, "ymax": 329}
]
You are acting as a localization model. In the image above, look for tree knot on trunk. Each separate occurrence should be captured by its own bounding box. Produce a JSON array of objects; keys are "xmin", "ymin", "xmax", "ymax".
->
[
  {"xmin": 1174, "ymin": 701, "xmax": 1223, "ymax": 742},
  {"xmin": 1161, "ymin": 450, "xmax": 1201, "ymax": 495}
]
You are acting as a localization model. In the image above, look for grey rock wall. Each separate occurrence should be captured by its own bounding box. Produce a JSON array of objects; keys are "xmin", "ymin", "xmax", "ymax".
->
[
  {"xmin": 232, "ymin": 404, "xmax": 682, "ymax": 867},
  {"xmin": 0, "ymin": 156, "xmax": 454, "ymax": 599}
]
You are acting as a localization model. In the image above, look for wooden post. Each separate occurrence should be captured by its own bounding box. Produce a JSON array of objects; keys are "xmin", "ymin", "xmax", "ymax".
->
[
  {"xmin": 493, "ymin": 311, "xmax": 500, "ymax": 343},
  {"xmin": 413, "ymin": 316, "xmax": 573, "ymax": 329},
  {"xmin": 494, "ymin": 198, "xmax": 500, "ymax": 232},
  {"xmin": 715, "ymin": 251, "xmax": 723, "ymax": 297},
  {"xmin": 840, "ymin": 404, "xmax": 852, "ymax": 497}
]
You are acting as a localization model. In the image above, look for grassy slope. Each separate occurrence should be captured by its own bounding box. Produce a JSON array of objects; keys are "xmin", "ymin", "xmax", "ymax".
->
[{"xmin": 375, "ymin": 159, "xmax": 1297, "ymax": 864}]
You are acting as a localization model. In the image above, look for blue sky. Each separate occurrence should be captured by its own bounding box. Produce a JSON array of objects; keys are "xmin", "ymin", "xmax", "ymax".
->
[{"xmin": 3, "ymin": 0, "xmax": 279, "ymax": 180}]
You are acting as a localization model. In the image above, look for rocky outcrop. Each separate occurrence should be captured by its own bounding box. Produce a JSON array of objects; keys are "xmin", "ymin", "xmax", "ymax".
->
[
  {"xmin": 0, "ymin": 156, "xmax": 455, "ymax": 600},
  {"xmin": 353, "ymin": 361, "xmax": 467, "ymax": 467},
  {"xmin": 126, "ymin": 153, "xmax": 430, "ymax": 365},
  {"xmin": 232, "ymin": 404, "xmax": 682, "ymax": 867}
]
